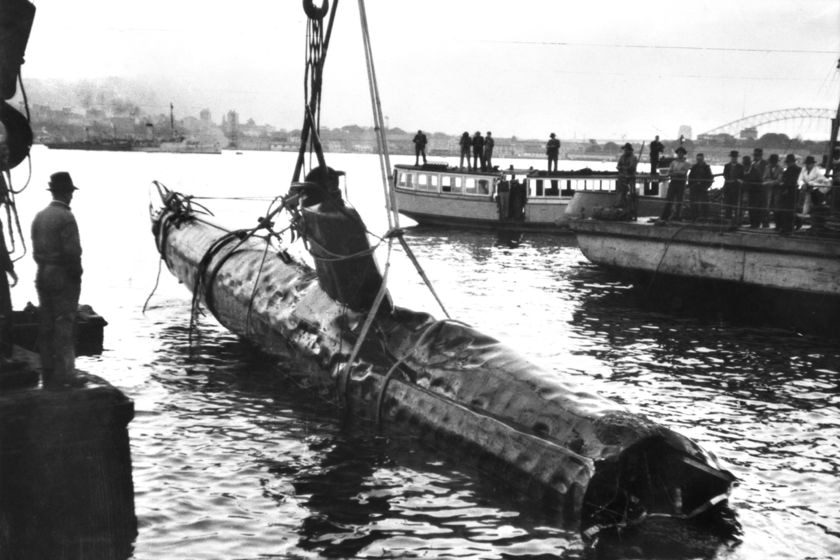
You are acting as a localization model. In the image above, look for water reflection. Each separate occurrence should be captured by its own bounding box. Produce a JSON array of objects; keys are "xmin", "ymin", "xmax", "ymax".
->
[{"xmin": 141, "ymin": 321, "xmax": 583, "ymax": 559}]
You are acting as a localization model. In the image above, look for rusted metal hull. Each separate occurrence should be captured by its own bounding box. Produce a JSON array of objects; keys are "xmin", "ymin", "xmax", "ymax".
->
[{"xmin": 152, "ymin": 200, "xmax": 738, "ymax": 544}]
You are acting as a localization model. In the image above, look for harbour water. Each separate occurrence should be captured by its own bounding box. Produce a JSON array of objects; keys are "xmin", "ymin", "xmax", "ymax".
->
[{"xmin": 7, "ymin": 146, "xmax": 839, "ymax": 559}]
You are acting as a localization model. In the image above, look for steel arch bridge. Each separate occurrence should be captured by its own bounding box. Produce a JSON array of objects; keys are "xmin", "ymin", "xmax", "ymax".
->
[{"xmin": 700, "ymin": 107, "xmax": 834, "ymax": 136}]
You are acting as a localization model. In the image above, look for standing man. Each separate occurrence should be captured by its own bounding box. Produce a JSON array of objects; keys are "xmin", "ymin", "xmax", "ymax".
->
[
  {"xmin": 777, "ymin": 154, "xmax": 800, "ymax": 235},
  {"xmin": 471, "ymin": 131, "xmax": 485, "ymax": 172},
  {"xmin": 752, "ymin": 148, "xmax": 769, "ymax": 226},
  {"xmin": 722, "ymin": 150, "xmax": 743, "ymax": 224},
  {"xmin": 659, "ymin": 146, "xmax": 690, "ymax": 221},
  {"xmin": 687, "ymin": 153, "xmax": 713, "ymax": 221},
  {"xmin": 616, "ymin": 143, "xmax": 638, "ymax": 210},
  {"xmin": 742, "ymin": 155, "xmax": 766, "ymax": 228},
  {"xmin": 762, "ymin": 154, "xmax": 783, "ymax": 228},
  {"xmin": 546, "ymin": 133, "xmax": 560, "ymax": 172},
  {"xmin": 483, "ymin": 131, "xmax": 495, "ymax": 171},
  {"xmin": 496, "ymin": 176, "xmax": 510, "ymax": 219},
  {"xmin": 459, "ymin": 131, "xmax": 471, "ymax": 169},
  {"xmin": 798, "ymin": 155, "xmax": 830, "ymax": 211},
  {"xmin": 412, "ymin": 130, "xmax": 428, "ymax": 166},
  {"xmin": 31, "ymin": 172, "xmax": 83, "ymax": 387},
  {"xmin": 649, "ymin": 135, "xmax": 664, "ymax": 175}
]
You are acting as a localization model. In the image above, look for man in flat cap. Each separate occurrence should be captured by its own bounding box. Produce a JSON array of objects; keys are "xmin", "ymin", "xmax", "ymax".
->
[{"xmin": 31, "ymin": 171, "xmax": 83, "ymax": 387}]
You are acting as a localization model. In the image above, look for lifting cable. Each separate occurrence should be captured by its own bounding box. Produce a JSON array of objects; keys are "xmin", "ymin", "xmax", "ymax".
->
[{"xmin": 357, "ymin": 0, "xmax": 450, "ymax": 319}]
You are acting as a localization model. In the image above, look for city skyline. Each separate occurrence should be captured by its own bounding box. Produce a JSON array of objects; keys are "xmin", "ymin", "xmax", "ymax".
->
[{"xmin": 17, "ymin": 1, "xmax": 840, "ymax": 139}]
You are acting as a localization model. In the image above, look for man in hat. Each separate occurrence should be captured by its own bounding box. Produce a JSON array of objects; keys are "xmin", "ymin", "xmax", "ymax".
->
[
  {"xmin": 31, "ymin": 171, "xmax": 83, "ymax": 387},
  {"xmin": 762, "ymin": 154, "xmax": 783, "ymax": 228},
  {"xmin": 721, "ymin": 150, "xmax": 743, "ymax": 225},
  {"xmin": 471, "ymin": 131, "xmax": 485, "ymax": 171},
  {"xmin": 649, "ymin": 135, "xmax": 664, "ymax": 175},
  {"xmin": 459, "ymin": 131, "xmax": 471, "ymax": 169},
  {"xmin": 687, "ymin": 153, "xmax": 713, "ymax": 221},
  {"xmin": 412, "ymin": 129, "xmax": 428, "ymax": 166},
  {"xmin": 777, "ymin": 154, "xmax": 800, "ymax": 234},
  {"xmin": 798, "ymin": 154, "xmax": 830, "ymax": 211},
  {"xmin": 483, "ymin": 131, "xmax": 494, "ymax": 171},
  {"xmin": 752, "ymin": 148, "xmax": 769, "ymax": 226},
  {"xmin": 546, "ymin": 133, "xmax": 560, "ymax": 172},
  {"xmin": 616, "ymin": 142, "xmax": 638, "ymax": 211},
  {"xmin": 659, "ymin": 146, "xmax": 690, "ymax": 221}
]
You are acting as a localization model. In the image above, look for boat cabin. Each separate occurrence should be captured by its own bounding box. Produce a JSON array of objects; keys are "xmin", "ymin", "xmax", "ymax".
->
[{"xmin": 392, "ymin": 163, "xmax": 661, "ymax": 231}]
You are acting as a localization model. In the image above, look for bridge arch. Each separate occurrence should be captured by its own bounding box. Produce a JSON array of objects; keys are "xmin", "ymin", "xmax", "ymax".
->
[{"xmin": 700, "ymin": 108, "xmax": 833, "ymax": 137}]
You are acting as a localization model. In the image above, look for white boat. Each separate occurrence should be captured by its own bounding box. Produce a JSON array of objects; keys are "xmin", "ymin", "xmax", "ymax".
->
[{"xmin": 393, "ymin": 163, "xmax": 668, "ymax": 231}]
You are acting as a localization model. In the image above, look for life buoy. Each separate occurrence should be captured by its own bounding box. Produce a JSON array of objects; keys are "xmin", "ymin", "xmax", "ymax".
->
[
  {"xmin": 302, "ymin": 0, "xmax": 329, "ymax": 20},
  {"xmin": 0, "ymin": 101, "xmax": 32, "ymax": 169}
]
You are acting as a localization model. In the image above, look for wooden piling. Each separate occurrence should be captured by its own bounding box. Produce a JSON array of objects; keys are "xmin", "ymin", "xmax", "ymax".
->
[{"xmin": 0, "ymin": 354, "xmax": 136, "ymax": 560}]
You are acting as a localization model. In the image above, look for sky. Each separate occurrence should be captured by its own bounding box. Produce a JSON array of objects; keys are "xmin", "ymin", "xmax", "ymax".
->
[{"xmin": 18, "ymin": 0, "xmax": 840, "ymax": 140}]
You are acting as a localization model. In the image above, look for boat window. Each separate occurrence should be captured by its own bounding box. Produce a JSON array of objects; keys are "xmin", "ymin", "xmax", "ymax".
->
[
  {"xmin": 545, "ymin": 179, "xmax": 560, "ymax": 196},
  {"xmin": 441, "ymin": 175, "xmax": 452, "ymax": 192},
  {"xmin": 397, "ymin": 172, "xmax": 406, "ymax": 187},
  {"xmin": 417, "ymin": 174, "xmax": 431, "ymax": 191},
  {"xmin": 452, "ymin": 176, "xmax": 463, "ymax": 194},
  {"xmin": 478, "ymin": 180, "xmax": 489, "ymax": 194},
  {"xmin": 405, "ymin": 173, "xmax": 413, "ymax": 188},
  {"xmin": 465, "ymin": 178, "xmax": 476, "ymax": 194},
  {"xmin": 561, "ymin": 179, "xmax": 574, "ymax": 197},
  {"xmin": 535, "ymin": 179, "xmax": 544, "ymax": 196},
  {"xmin": 431, "ymin": 175, "xmax": 439, "ymax": 188}
]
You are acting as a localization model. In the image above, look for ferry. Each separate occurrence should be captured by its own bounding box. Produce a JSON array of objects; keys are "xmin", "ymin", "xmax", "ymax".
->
[{"xmin": 392, "ymin": 163, "xmax": 668, "ymax": 232}]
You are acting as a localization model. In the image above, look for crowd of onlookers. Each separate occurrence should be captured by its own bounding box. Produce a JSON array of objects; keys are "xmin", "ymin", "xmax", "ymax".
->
[{"xmin": 615, "ymin": 140, "xmax": 839, "ymax": 235}]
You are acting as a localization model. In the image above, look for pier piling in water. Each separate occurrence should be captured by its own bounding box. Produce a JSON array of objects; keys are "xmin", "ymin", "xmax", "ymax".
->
[{"xmin": 0, "ymin": 355, "xmax": 136, "ymax": 559}]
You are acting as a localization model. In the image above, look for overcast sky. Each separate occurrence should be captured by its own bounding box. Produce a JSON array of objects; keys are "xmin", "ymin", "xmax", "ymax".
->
[{"xmin": 21, "ymin": 0, "xmax": 840, "ymax": 139}]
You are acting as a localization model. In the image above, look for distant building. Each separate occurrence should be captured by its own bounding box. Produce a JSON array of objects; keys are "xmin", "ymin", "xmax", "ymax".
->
[
  {"xmin": 739, "ymin": 126, "xmax": 758, "ymax": 140},
  {"xmin": 199, "ymin": 108, "xmax": 212, "ymax": 123},
  {"xmin": 678, "ymin": 125, "xmax": 692, "ymax": 141}
]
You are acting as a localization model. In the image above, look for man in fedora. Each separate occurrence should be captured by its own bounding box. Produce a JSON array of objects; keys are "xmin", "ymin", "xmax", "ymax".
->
[
  {"xmin": 659, "ymin": 146, "xmax": 691, "ymax": 221},
  {"xmin": 31, "ymin": 171, "xmax": 83, "ymax": 387},
  {"xmin": 616, "ymin": 142, "xmax": 638, "ymax": 211}
]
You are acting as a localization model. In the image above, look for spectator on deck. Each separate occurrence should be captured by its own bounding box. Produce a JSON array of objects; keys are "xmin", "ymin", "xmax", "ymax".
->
[
  {"xmin": 762, "ymin": 154, "xmax": 783, "ymax": 228},
  {"xmin": 799, "ymin": 155, "xmax": 831, "ymax": 212},
  {"xmin": 616, "ymin": 143, "xmax": 638, "ymax": 209},
  {"xmin": 413, "ymin": 130, "xmax": 428, "ymax": 166},
  {"xmin": 742, "ymin": 155, "xmax": 765, "ymax": 228},
  {"xmin": 722, "ymin": 150, "xmax": 743, "ymax": 225},
  {"xmin": 483, "ymin": 132, "xmax": 494, "ymax": 171},
  {"xmin": 546, "ymin": 133, "xmax": 560, "ymax": 172},
  {"xmin": 752, "ymin": 148, "xmax": 769, "ymax": 226},
  {"xmin": 497, "ymin": 177, "xmax": 510, "ymax": 219},
  {"xmin": 459, "ymin": 132, "xmax": 471, "ymax": 169},
  {"xmin": 471, "ymin": 131, "xmax": 485, "ymax": 171},
  {"xmin": 777, "ymin": 154, "xmax": 800, "ymax": 234},
  {"xmin": 649, "ymin": 135, "xmax": 664, "ymax": 175},
  {"xmin": 659, "ymin": 146, "xmax": 690, "ymax": 221},
  {"xmin": 687, "ymin": 153, "xmax": 713, "ymax": 221}
]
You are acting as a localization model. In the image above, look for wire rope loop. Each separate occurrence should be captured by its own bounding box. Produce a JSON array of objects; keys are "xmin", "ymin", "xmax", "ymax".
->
[
  {"xmin": 375, "ymin": 355, "xmax": 410, "ymax": 429},
  {"xmin": 303, "ymin": 0, "xmax": 329, "ymax": 20}
]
